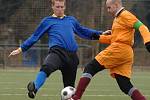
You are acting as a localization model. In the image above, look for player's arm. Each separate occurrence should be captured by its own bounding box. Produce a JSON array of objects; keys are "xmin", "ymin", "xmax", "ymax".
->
[
  {"xmin": 121, "ymin": 11, "xmax": 150, "ymax": 52},
  {"xmin": 72, "ymin": 17, "xmax": 103, "ymax": 40},
  {"xmin": 98, "ymin": 30, "xmax": 112, "ymax": 44},
  {"xmin": 133, "ymin": 20, "xmax": 150, "ymax": 52},
  {"xmin": 102, "ymin": 30, "xmax": 112, "ymax": 35},
  {"xmin": 8, "ymin": 47, "xmax": 22, "ymax": 57},
  {"xmin": 93, "ymin": 30, "xmax": 112, "ymax": 42},
  {"xmin": 99, "ymin": 34, "xmax": 112, "ymax": 44},
  {"xmin": 9, "ymin": 17, "xmax": 50, "ymax": 57}
]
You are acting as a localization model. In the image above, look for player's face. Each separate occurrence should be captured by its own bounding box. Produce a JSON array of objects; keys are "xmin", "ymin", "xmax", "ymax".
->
[
  {"xmin": 52, "ymin": 1, "xmax": 65, "ymax": 17},
  {"xmin": 106, "ymin": 0, "xmax": 118, "ymax": 16}
]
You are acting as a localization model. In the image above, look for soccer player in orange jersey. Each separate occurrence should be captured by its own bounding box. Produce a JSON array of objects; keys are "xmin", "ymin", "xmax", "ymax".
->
[{"xmin": 70, "ymin": 0, "xmax": 150, "ymax": 100}]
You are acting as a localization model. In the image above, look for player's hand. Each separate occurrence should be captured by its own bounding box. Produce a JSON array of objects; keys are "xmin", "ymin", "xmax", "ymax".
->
[
  {"xmin": 102, "ymin": 30, "xmax": 111, "ymax": 35},
  {"xmin": 8, "ymin": 47, "xmax": 22, "ymax": 57},
  {"xmin": 145, "ymin": 42, "xmax": 150, "ymax": 53}
]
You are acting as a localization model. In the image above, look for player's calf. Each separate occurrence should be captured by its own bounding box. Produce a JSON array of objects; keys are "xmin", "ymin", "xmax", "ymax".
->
[
  {"xmin": 130, "ymin": 89, "xmax": 146, "ymax": 100},
  {"xmin": 27, "ymin": 81, "xmax": 37, "ymax": 99}
]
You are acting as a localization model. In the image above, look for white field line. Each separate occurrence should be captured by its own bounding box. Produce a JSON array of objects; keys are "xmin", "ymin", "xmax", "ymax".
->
[
  {"xmin": 0, "ymin": 82, "xmax": 61, "ymax": 85},
  {"xmin": 0, "ymin": 81, "xmax": 149, "ymax": 87},
  {"xmin": 0, "ymin": 93, "xmax": 150, "ymax": 97},
  {"xmin": 1, "ymin": 87, "xmax": 150, "ymax": 92},
  {"xmin": 0, "ymin": 87, "xmax": 150, "ymax": 97},
  {"xmin": 0, "ymin": 69, "xmax": 37, "ymax": 72},
  {"xmin": 0, "ymin": 88, "xmax": 150, "ymax": 97}
]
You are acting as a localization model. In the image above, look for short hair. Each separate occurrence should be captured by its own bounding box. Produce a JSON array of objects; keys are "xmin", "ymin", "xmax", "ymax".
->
[
  {"xmin": 111, "ymin": 0, "xmax": 121, "ymax": 3},
  {"xmin": 51, "ymin": 0, "xmax": 66, "ymax": 5},
  {"xmin": 111, "ymin": 0, "xmax": 122, "ymax": 5}
]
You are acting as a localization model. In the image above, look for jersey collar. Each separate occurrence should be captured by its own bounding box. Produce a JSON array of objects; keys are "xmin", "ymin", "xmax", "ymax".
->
[
  {"xmin": 52, "ymin": 14, "xmax": 66, "ymax": 19},
  {"xmin": 115, "ymin": 7, "xmax": 125, "ymax": 17}
]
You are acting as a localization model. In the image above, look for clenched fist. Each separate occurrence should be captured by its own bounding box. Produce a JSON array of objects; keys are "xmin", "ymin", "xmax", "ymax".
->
[{"xmin": 102, "ymin": 30, "xmax": 112, "ymax": 35}]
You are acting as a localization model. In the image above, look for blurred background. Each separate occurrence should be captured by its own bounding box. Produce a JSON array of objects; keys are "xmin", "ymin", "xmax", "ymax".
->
[
  {"xmin": 0, "ymin": 0, "xmax": 150, "ymax": 100},
  {"xmin": 0, "ymin": 0, "xmax": 150, "ymax": 70}
]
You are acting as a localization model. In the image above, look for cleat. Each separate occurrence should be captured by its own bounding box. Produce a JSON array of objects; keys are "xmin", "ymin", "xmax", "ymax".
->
[{"xmin": 27, "ymin": 81, "xmax": 37, "ymax": 99}]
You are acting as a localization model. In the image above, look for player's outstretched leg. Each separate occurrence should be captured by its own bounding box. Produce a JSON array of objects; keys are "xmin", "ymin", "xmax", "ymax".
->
[
  {"xmin": 27, "ymin": 71, "xmax": 47, "ymax": 99},
  {"xmin": 115, "ymin": 74, "xmax": 146, "ymax": 100},
  {"xmin": 71, "ymin": 59, "xmax": 105, "ymax": 100},
  {"xmin": 130, "ymin": 88, "xmax": 146, "ymax": 100},
  {"xmin": 71, "ymin": 75, "xmax": 91, "ymax": 100}
]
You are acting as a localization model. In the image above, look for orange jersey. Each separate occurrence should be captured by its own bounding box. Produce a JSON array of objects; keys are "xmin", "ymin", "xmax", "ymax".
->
[
  {"xmin": 96, "ymin": 10, "xmax": 139, "ymax": 78},
  {"xmin": 100, "ymin": 10, "xmax": 138, "ymax": 45}
]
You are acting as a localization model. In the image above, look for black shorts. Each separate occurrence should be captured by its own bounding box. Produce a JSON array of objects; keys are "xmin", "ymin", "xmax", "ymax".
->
[{"xmin": 40, "ymin": 46, "xmax": 79, "ymax": 87}]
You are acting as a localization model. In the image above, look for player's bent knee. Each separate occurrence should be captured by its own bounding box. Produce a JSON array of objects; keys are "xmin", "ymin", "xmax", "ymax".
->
[
  {"xmin": 40, "ymin": 64, "xmax": 56, "ymax": 77},
  {"xmin": 83, "ymin": 59, "xmax": 105, "ymax": 76}
]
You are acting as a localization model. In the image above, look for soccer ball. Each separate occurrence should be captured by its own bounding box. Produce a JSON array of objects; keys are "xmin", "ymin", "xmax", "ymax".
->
[{"xmin": 61, "ymin": 86, "xmax": 76, "ymax": 100}]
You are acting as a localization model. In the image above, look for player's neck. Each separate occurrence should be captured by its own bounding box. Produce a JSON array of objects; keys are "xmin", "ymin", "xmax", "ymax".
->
[
  {"xmin": 115, "ymin": 7, "xmax": 124, "ymax": 17},
  {"xmin": 52, "ymin": 14, "xmax": 66, "ymax": 19}
]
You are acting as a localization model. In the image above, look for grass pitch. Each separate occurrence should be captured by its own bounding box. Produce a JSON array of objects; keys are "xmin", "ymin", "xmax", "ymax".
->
[{"xmin": 0, "ymin": 68, "xmax": 150, "ymax": 100}]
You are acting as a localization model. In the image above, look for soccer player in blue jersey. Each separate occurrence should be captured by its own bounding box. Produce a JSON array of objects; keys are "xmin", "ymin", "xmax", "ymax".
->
[{"xmin": 9, "ymin": 0, "xmax": 103, "ymax": 99}]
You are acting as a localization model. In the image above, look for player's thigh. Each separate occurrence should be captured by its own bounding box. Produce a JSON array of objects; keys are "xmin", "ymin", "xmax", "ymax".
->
[
  {"xmin": 62, "ymin": 65, "xmax": 77, "ymax": 77},
  {"xmin": 41, "ymin": 52, "xmax": 63, "ymax": 76},
  {"xmin": 83, "ymin": 59, "xmax": 105, "ymax": 76},
  {"xmin": 61, "ymin": 66, "xmax": 77, "ymax": 87},
  {"xmin": 95, "ymin": 44, "xmax": 133, "ymax": 69},
  {"xmin": 61, "ymin": 53, "xmax": 79, "ymax": 80},
  {"xmin": 110, "ymin": 61, "xmax": 132, "ymax": 78}
]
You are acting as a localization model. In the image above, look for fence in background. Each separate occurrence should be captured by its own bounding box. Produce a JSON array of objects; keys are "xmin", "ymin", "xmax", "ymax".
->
[
  {"xmin": 0, "ymin": 44, "xmax": 97, "ymax": 69},
  {"xmin": 0, "ymin": 0, "xmax": 150, "ymax": 70},
  {"xmin": 0, "ymin": 44, "xmax": 150, "ymax": 70}
]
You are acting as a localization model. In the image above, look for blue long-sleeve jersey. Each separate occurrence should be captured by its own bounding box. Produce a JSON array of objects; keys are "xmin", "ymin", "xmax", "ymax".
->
[{"xmin": 21, "ymin": 16, "xmax": 102, "ymax": 52}]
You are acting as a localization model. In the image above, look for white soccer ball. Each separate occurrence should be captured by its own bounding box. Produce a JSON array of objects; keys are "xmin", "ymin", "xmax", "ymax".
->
[{"xmin": 61, "ymin": 86, "xmax": 76, "ymax": 100}]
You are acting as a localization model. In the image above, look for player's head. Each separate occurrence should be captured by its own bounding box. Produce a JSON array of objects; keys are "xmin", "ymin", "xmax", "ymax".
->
[
  {"xmin": 106, "ymin": 0, "xmax": 122, "ymax": 16},
  {"xmin": 51, "ymin": 0, "xmax": 66, "ymax": 17}
]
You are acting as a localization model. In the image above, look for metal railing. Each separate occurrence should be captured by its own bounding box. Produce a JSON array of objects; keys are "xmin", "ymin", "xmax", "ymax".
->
[
  {"xmin": 0, "ymin": 44, "xmax": 150, "ymax": 70},
  {"xmin": 0, "ymin": 44, "xmax": 97, "ymax": 69}
]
